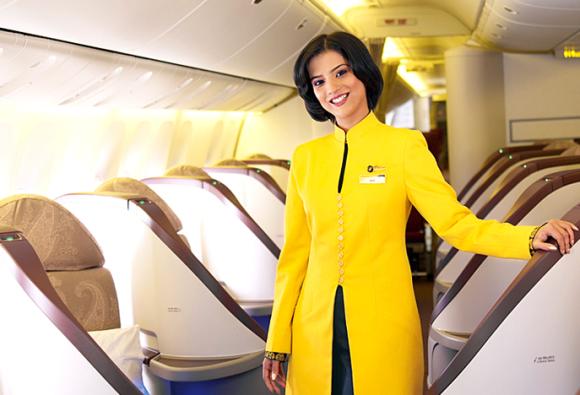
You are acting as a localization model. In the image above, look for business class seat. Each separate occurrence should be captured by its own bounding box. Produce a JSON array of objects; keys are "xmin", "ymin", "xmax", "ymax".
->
[
  {"xmin": 56, "ymin": 182, "xmax": 271, "ymax": 395},
  {"xmin": 0, "ymin": 195, "xmax": 144, "ymax": 394},
  {"xmin": 242, "ymin": 154, "xmax": 291, "ymax": 193},
  {"xmin": 435, "ymin": 148, "xmax": 565, "ymax": 272},
  {"xmin": 427, "ymin": 169, "xmax": 580, "ymax": 385},
  {"xmin": 203, "ymin": 161, "xmax": 286, "ymax": 249},
  {"xmin": 142, "ymin": 166, "xmax": 278, "ymax": 329},
  {"xmin": 456, "ymin": 143, "xmax": 547, "ymax": 203},
  {"xmin": 434, "ymin": 154, "xmax": 580, "ymax": 302},
  {"xmin": 428, "ymin": 204, "xmax": 580, "ymax": 394}
]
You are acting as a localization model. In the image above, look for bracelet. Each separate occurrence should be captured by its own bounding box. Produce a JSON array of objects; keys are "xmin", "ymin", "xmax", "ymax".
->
[
  {"xmin": 528, "ymin": 223, "xmax": 546, "ymax": 256},
  {"xmin": 265, "ymin": 351, "xmax": 288, "ymax": 362}
]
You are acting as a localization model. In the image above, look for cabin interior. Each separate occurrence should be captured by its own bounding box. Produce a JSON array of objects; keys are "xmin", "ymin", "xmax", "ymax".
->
[{"xmin": 0, "ymin": 1, "xmax": 579, "ymax": 394}]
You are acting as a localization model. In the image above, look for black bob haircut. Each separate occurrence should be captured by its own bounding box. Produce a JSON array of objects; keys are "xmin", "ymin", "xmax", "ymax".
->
[{"xmin": 293, "ymin": 31, "xmax": 383, "ymax": 123}]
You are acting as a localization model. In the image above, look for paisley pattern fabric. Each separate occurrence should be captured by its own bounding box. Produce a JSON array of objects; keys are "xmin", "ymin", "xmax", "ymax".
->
[
  {"xmin": 0, "ymin": 195, "xmax": 104, "ymax": 271},
  {"xmin": 48, "ymin": 268, "xmax": 120, "ymax": 331},
  {"xmin": 97, "ymin": 177, "xmax": 183, "ymax": 232},
  {"xmin": 165, "ymin": 164, "xmax": 210, "ymax": 178}
]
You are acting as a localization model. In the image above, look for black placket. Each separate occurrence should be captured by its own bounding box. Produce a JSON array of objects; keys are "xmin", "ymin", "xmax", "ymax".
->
[{"xmin": 338, "ymin": 135, "xmax": 348, "ymax": 193}]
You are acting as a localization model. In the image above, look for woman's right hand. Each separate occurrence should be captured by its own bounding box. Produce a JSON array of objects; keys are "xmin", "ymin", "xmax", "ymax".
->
[{"xmin": 262, "ymin": 358, "xmax": 286, "ymax": 394}]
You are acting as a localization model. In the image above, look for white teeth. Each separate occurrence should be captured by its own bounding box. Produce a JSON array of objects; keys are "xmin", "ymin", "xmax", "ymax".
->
[{"xmin": 331, "ymin": 94, "xmax": 347, "ymax": 104}]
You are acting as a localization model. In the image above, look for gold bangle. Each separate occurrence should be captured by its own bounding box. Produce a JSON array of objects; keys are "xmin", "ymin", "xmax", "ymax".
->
[
  {"xmin": 529, "ymin": 223, "xmax": 547, "ymax": 256},
  {"xmin": 264, "ymin": 351, "xmax": 288, "ymax": 362}
]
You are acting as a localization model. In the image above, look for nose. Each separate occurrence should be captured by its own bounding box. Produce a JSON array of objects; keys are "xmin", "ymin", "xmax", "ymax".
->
[{"xmin": 325, "ymin": 77, "xmax": 339, "ymax": 97}]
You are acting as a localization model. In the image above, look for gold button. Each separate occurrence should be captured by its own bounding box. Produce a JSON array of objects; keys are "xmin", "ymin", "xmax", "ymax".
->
[
  {"xmin": 338, "ymin": 243, "xmax": 344, "ymax": 250},
  {"xmin": 339, "ymin": 269, "xmax": 344, "ymax": 275},
  {"xmin": 336, "ymin": 195, "xmax": 342, "ymax": 201},
  {"xmin": 338, "ymin": 260, "xmax": 344, "ymax": 266},
  {"xmin": 337, "ymin": 210, "xmax": 344, "ymax": 216},
  {"xmin": 338, "ymin": 276, "xmax": 344, "ymax": 283},
  {"xmin": 338, "ymin": 227, "xmax": 344, "ymax": 234},
  {"xmin": 338, "ymin": 218, "xmax": 344, "ymax": 225},
  {"xmin": 338, "ymin": 252, "xmax": 344, "ymax": 258},
  {"xmin": 337, "ymin": 202, "xmax": 343, "ymax": 208},
  {"xmin": 337, "ymin": 235, "xmax": 344, "ymax": 241}
]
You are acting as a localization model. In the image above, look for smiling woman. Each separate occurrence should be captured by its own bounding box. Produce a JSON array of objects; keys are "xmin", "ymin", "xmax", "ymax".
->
[{"xmin": 261, "ymin": 31, "xmax": 577, "ymax": 395}]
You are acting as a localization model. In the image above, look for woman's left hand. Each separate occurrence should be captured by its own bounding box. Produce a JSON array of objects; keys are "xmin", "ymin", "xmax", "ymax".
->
[{"xmin": 532, "ymin": 219, "xmax": 578, "ymax": 254}]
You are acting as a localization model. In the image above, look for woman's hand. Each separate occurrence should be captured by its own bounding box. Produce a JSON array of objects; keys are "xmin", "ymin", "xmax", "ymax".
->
[
  {"xmin": 262, "ymin": 358, "xmax": 286, "ymax": 394},
  {"xmin": 532, "ymin": 219, "xmax": 578, "ymax": 254}
]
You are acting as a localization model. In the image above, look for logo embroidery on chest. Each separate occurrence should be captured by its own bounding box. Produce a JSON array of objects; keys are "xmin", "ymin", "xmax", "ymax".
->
[{"xmin": 360, "ymin": 164, "xmax": 387, "ymax": 184}]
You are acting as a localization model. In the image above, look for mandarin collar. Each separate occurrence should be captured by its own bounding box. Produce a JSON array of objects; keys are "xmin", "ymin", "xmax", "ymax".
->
[{"xmin": 333, "ymin": 112, "xmax": 380, "ymax": 143}]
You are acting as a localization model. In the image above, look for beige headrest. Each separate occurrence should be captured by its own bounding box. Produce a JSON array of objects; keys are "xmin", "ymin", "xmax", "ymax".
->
[
  {"xmin": 245, "ymin": 153, "xmax": 272, "ymax": 160},
  {"xmin": 543, "ymin": 140, "xmax": 577, "ymax": 150},
  {"xmin": 96, "ymin": 177, "xmax": 183, "ymax": 232},
  {"xmin": 215, "ymin": 159, "xmax": 248, "ymax": 167},
  {"xmin": 0, "ymin": 195, "xmax": 104, "ymax": 271},
  {"xmin": 165, "ymin": 165, "xmax": 210, "ymax": 179},
  {"xmin": 560, "ymin": 144, "xmax": 580, "ymax": 157}
]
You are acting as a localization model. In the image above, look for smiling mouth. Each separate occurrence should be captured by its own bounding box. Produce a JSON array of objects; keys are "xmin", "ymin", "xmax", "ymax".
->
[{"xmin": 330, "ymin": 93, "xmax": 349, "ymax": 106}]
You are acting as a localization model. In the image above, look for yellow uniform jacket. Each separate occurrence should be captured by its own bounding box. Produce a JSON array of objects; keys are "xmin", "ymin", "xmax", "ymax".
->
[{"xmin": 266, "ymin": 112, "xmax": 534, "ymax": 394}]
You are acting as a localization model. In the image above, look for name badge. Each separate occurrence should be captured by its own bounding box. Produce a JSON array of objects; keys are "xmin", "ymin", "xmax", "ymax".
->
[{"xmin": 360, "ymin": 174, "xmax": 386, "ymax": 184}]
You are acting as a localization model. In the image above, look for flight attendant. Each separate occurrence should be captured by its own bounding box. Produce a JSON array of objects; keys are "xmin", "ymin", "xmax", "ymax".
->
[{"xmin": 262, "ymin": 31, "xmax": 577, "ymax": 395}]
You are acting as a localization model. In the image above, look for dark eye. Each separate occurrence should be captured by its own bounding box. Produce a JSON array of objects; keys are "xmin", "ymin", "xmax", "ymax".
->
[
  {"xmin": 336, "ymin": 68, "xmax": 348, "ymax": 77},
  {"xmin": 312, "ymin": 79, "xmax": 324, "ymax": 87}
]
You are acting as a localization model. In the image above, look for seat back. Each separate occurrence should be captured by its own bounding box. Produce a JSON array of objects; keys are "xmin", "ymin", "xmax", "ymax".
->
[{"xmin": 0, "ymin": 196, "xmax": 140, "ymax": 394}]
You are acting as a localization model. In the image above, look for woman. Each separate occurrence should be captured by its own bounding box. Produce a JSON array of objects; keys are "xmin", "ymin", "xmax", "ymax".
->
[{"xmin": 262, "ymin": 32, "xmax": 576, "ymax": 395}]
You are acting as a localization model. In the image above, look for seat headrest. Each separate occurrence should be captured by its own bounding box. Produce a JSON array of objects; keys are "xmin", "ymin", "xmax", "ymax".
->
[
  {"xmin": 215, "ymin": 159, "xmax": 248, "ymax": 167},
  {"xmin": 560, "ymin": 144, "xmax": 580, "ymax": 157},
  {"xmin": 0, "ymin": 195, "xmax": 104, "ymax": 271},
  {"xmin": 245, "ymin": 153, "xmax": 272, "ymax": 160},
  {"xmin": 96, "ymin": 177, "xmax": 183, "ymax": 232},
  {"xmin": 165, "ymin": 165, "xmax": 210, "ymax": 178},
  {"xmin": 543, "ymin": 140, "xmax": 577, "ymax": 150}
]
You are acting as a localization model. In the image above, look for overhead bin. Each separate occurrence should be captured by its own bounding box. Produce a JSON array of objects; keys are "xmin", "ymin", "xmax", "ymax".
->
[
  {"xmin": 0, "ymin": 0, "xmax": 342, "ymax": 86},
  {"xmin": 203, "ymin": 163, "xmax": 286, "ymax": 249},
  {"xmin": 428, "ymin": 169, "xmax": 580, "ymax": 385},
  {"xmin": 428, "ymin": 204, "xmax": 580, "ymax": 394},
  {"xmin": 142, "ymin": 167, "xmax": 279, "ymax": 326},
  {"xmin": 0, "ymin": 30, "xmax": 293, "ymax": 111},
  {"xmin": 0, "ymin": 196, "xmax": 143, "ymax": 394},
  {"xmin": 434, "ymin": 155, "xmax": 580, "ymax": 302}
]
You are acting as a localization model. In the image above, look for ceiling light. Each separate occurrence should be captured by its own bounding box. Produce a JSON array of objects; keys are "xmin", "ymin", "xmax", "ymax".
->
[
  {"xmin": 180, "ymin": 78, "xmax": 193, "ymax": 88},
  {"xmin": 397, "ymin": 64, "xmax": 429, "ymax": 97},
  {"xmin": 382, "ymin": 37, "xmax": 405, "ymax": 61},
  {"xmin": 503, "ymin": 5, "xmax": 518, "ymax": 15},
  {"xmin": 318, "ymin": 0, "xmax": 367, "ymax": 17},
  {"xmin": 112, "ymin": 66, "xmax": 124, "ymax": 76},
  {"xmin": 138, "ymin": 71, "xmax": 153, "ymax": 83}
]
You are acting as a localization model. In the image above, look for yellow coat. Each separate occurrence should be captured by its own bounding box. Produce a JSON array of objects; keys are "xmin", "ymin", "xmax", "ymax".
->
[{"xmin": 266, "ymin": 112, "xmax": 534, "ymax": 395}]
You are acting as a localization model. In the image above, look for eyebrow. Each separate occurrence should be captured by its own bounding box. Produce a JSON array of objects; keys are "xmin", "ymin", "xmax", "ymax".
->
[{"xmin": 310, "ymin": 63, "xmax": 349, "ymax": 82}]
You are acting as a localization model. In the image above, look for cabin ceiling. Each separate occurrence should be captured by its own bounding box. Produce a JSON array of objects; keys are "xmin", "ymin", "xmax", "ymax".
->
[
  {"xmin": 0, "ymin": 0, "xmax": 342, "ymax": 88},
  {"xmin": 0, "ymin": 0, "xmax": 578, "ymax": 108}
]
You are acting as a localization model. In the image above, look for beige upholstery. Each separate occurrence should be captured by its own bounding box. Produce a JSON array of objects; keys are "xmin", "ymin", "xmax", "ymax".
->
[
  {"xmin": 165, "ymin": 165, "xmax": 211, "ymax": 178},
  {"xmin": 0, "ymin": 195, "xmax": 104, "ymax": 271},
  {"xmin": 48, "ymin": 268, "xmax": 120, "ymax": 331},
  {"xmin": 0, "ymin": 195, "xmax": 118, "ymax": 331},
  {"xmin": 543, "ymin": 140, "xmax": 577, "ymax": 150},
  {"xmin": 560, "ymin": 144, "xmax": 580, "ymax": 157},
  {"xmin": 97, "ymin": 177, "xmax": 183, "ymax": 232},
  {"xmin": 245, "ymin": 153, "xmax": 272, "ymax": 160},
  {"xmin": 215, "ymin": 159, "xmax": 248, "ymax": 167}
]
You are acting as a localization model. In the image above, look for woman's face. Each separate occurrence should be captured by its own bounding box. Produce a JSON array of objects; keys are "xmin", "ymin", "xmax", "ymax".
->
[{"xmin": 307, "ymin": 50, "xmax": 369, "ymax": 131}]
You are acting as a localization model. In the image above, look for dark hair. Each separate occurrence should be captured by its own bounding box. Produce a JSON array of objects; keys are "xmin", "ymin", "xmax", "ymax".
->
[{"xmin": 293, "ymin": 31, "xmax": 383, "ymax": 122}]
